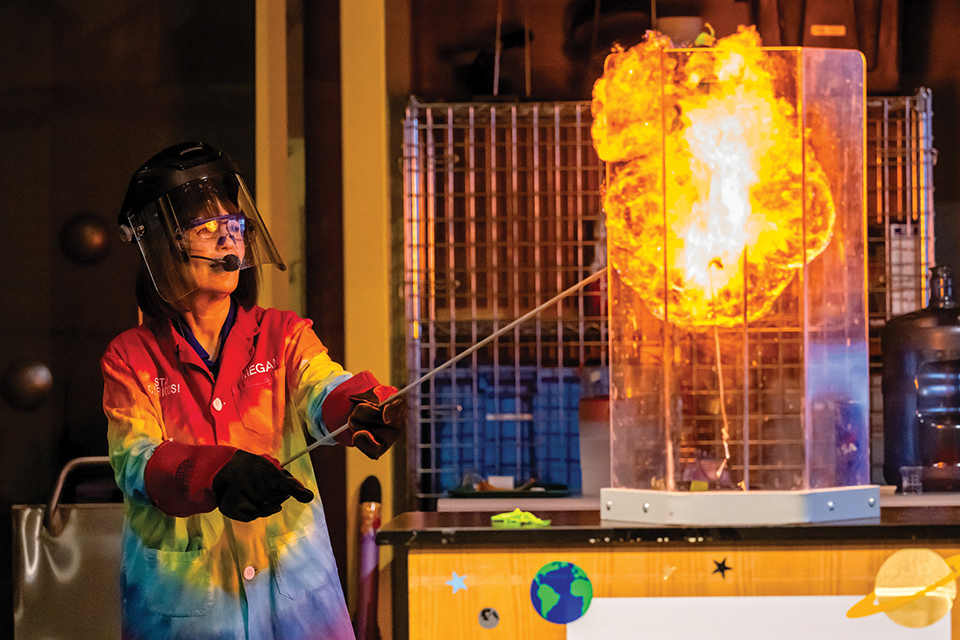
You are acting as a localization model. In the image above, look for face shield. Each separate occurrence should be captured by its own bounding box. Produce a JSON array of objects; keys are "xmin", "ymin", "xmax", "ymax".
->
[{"xmin": 123, "ymin": 172, "xmax": 285, "ymax": 303}]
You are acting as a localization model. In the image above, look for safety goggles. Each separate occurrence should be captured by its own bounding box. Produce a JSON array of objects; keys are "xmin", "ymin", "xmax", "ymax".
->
[{"xmin": 183, "ymin": 214, "xmax": 246, "ymax": 241}]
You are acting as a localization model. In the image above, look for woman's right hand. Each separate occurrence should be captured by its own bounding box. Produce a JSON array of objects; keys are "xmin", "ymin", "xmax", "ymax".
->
[{"xmin": 212, "ymin": 450, "xmax": 314, "ymax": 522}]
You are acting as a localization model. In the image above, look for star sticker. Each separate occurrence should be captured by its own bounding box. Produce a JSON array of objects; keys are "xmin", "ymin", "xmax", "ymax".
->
[
  {"xmin": 446, "ymin": 571, "xmax": 468, "ymax": 593},
  {"xmin": 712, "ymin": 558, "xmax": 732, "ymax": 579}
]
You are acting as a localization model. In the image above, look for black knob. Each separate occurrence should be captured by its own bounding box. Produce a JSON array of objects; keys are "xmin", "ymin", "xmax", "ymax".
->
[
  {"xmin": 1, "ymin": 360, "xmax": 53, "ymax": 410},
  {"xmin": 60, "ymin": 212, "xmax": 111, "ymax": 265}
]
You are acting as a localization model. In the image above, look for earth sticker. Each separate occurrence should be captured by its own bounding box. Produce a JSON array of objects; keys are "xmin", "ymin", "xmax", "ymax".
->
[{"xmin": 530, "ymin": 561, "xmax": 593, "ymax": 624}]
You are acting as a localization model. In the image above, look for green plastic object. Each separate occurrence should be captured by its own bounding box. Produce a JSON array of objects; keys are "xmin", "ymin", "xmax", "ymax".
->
[{"xmin": 491, "ymin": 508, "xmax": 551, "ymax": 529}]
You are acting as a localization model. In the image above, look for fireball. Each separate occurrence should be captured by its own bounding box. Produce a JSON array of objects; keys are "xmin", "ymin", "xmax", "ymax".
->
[{"xmin": 592, "ymin": 26, "xmax": 836, "ymax": 329}]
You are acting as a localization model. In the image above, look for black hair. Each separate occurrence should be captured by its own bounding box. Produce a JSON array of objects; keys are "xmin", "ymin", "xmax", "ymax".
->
[{"xmin": 135, "ymin": 259, "xmax": 260, "ymax": 321}]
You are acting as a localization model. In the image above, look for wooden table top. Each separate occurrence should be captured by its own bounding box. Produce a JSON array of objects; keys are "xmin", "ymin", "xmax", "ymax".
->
[{"xmin": 377, "ymin": 504, "xmax": 960, "ymax": 549}]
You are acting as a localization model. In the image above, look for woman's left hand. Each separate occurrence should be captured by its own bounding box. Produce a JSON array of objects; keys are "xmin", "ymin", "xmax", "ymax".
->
[{"xmin": 345, "ymin": 392, "xmax": 407, "ymax": 460}]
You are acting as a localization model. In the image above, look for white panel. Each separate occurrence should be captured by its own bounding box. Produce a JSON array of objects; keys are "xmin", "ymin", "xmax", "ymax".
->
[{"xmin": 567, "ymin": 596, "xmax": 950, "ymax": 640}]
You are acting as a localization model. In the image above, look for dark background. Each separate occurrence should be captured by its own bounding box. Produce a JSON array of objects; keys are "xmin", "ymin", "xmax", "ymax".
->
[{"xmin": 4, "ymin": 0, "xmax": 960, "ymax": 637}]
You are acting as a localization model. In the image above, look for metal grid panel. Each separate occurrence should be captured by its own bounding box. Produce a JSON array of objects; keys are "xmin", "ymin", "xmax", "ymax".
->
[
  {"xmin": 403, "ymin": 89, "xmax": 934, "ymax": 507},
  {"xmin": 677, "ymin": 302, "xmax": 808, "ymax": 491},
  {"xmin": 865, "ymin": 89, "xmax": 936, "ymax": 482},
  {"xmin": 403, "ymin": 99, "xmax": 607, "ymax": 508}
]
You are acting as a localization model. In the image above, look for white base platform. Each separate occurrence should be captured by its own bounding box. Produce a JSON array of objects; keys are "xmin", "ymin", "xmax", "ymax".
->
[{"xmin": 600, "ymin": 485, "xmax": 881, "ymax": 525}]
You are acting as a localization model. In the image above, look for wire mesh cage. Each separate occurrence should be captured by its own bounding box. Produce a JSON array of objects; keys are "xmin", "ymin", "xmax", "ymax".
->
[
  {"xmin": 403, "ymin": 89, "xmax": 934, "ymax": 508},
  {"xmin": 865, "ymin": 88, "xmax": 936, "ymax": 482},
  {"xmin": 403, "ymin": 99, "xmax": 607, "ymax": 509}
]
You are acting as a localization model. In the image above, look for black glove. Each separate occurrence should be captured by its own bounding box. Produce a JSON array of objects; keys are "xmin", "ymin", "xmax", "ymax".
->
[
  {"xmin": 347, "ymin": 391, "xmax": 407, "ymax": 460},
  {"xmin": 212, "ymin": 450, "xmax": 314, "ymax": 522}
]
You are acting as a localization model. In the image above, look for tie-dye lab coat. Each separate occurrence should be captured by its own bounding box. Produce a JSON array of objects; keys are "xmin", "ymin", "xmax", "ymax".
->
[{"xmin": 102, "ymin": 305, "xmax": 357, "ymax": 640}]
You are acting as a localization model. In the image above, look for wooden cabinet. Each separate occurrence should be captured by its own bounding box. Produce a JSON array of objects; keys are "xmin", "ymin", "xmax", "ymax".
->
[{"xmin": 378, "ymin": 508, "xmax": 960, "ymax": 639}]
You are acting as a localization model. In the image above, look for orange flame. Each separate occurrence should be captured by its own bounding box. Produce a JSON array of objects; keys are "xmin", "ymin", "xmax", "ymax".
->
[{"xmin": 592, "ymin": 26, "xmax": 836, "ymax": 329}]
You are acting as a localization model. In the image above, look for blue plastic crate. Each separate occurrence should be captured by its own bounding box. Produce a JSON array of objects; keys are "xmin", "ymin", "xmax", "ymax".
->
[{"xmin": 421, "ymin": 365, "xmax": 583, "ymax": 496}]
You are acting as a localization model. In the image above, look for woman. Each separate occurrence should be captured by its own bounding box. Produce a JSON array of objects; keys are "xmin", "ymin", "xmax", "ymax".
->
[{"xmin": 102, "ymin": 141, "xmax": 403, "ymax": 639}]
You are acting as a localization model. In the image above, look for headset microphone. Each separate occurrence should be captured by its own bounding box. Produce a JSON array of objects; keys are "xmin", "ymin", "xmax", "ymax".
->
[{"xmin": 190, "ymin": 254, "xmax": 241, "ymax": 272}]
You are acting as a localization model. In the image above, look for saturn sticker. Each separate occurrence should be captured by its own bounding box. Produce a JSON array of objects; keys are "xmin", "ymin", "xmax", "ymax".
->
[{"xmin": 847, "ymin": 548, "xmax": 959, "ymax": 628}]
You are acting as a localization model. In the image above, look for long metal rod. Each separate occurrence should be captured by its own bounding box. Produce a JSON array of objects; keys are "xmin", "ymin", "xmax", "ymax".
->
[{"xmin": 281, "ymin": 267, "xmax": 608, "ymax": 466}]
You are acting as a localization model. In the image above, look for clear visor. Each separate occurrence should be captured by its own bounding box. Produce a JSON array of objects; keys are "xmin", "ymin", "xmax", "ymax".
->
[{"xmin": 124, "ymin": 174, "xmax": 285, "ymax": 302}]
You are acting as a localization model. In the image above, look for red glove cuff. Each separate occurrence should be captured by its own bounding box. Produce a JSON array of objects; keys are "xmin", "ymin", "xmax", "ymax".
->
[
  {"xmin": 370, "ymin": 384, "xmax": 396, "ymax": 403},
  {"xmin": 144, "ymin": 441, "xmax": 238, "ymax": 517},
  {"xmin": 322, "ymin": 371, "xmax": 397, "ymax": 434}
]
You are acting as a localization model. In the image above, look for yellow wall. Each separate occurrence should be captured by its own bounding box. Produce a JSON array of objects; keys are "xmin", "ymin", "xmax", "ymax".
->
[
  {"xmin": 256, "ymin": 0, "xmax": 293, "ymax": 313},
  {"xmin": 257, "ymin": 0, "xmax": 400, "ymax": 618},
  {"xmin": 341, "ymin": 0, "xmax": 396, "ymax": 614}
]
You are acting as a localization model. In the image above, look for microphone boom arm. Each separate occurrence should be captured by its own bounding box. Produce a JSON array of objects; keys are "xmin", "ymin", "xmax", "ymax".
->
[{"xmin": 189, "ymin": 254, "xmax": 241, "ymax": 271}]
